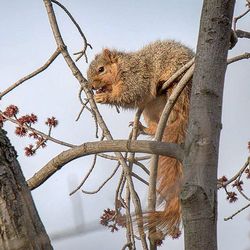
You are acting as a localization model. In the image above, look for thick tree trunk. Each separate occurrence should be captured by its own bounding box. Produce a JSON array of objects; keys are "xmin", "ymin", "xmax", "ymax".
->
[
  {"xmin": 181, "ymin": 1, "xmax": 235, "ymax": 250},
  {"xmin": 0, "ymin": 129, "xmax": 53, "ymax": 250}
]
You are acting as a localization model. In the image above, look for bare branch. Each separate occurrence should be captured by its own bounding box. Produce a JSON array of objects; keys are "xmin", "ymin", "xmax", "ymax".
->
[
  {"xmin": 227, "ymin": 52, "xmax": 250, "ymax": 64},
  {"xmin": 217, "ymin": 158, "xmax": 249, "ymax": 188},
  {"xmin": 51, "ymin": 0, "xmax": 92, "ymax": 63},
  {"xmin": 131, "ymin": 172, "xmax": 149, "ymax": 186},
  {"xmin": 69, "ymin": 154, "xmax": 98, "ymax": 195},
  {"xmin": 235, "ymin": 29, "xmax": 250, "ymax": 39},
  {"xmin": 81, "ymin": 163, "xmax": 120, "ymax": 194},
  {"xmin": 147, "ymin": 64, "xmax": 194, "ymax": 224},
  {"xmin": 224, "ymin": 202, "xmax": 250, "ymax": 221},
  {"xmin": 233, "ymin": 8, "xmax": 250, "ymax": 31},
  {"xmin": 97, "ymin": 153, "xmax": 150, "ymax": 174},
  {"xmin": 27, "ymin": 139, "xmax": 182, "ymax": 190},
  {"xmin": 0, "ymin": 49, "xmax": 61, "ymax": 99}
]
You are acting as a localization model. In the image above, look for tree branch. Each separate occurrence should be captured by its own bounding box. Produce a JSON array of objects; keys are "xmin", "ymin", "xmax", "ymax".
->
[
  {"xmin": 235, "ymin": 29, "xmax": 250, "ymax": 39},
  {"xmin": 147, "ymin": 64, "xmax": 194, "ymax": 236},
  {"xmin": 51, "ymin": 0, "xmax": 92, "ymax": 62},
  {"xmin": 27, "ymin": 139, "xmax": 182, "ymax": 190},
  {"xmin": 227, "ymin": 52, "xmax": 250, "ymax": 64},
  {"xmin": 0, "ymin": 49, "xmax": 61, "ymax": 99}
]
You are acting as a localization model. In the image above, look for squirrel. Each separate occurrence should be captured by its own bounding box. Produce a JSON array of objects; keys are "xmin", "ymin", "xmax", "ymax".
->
[{"xmin": 87, "ymin": 40, "xmax": 194, "ymax": 239}]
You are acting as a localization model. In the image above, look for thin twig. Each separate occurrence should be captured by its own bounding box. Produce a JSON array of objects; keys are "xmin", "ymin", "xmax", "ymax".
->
[
  {"xmin": 133, "ymin": 160, "xmax": 150, "ymax": 175},
  {"xmin": 97, "ymin": 153, "xmax": 149, "ymax": 175},
  {"xmin": 76, "ymin": 84, "xmax": 99, "ymax": 139},
  {"xmin": 114, "ymin": 171, "xmax": 135, "ymax": 249},
  {"xmin": 224, "ymin": 202, "xmax": 250, "ymax": 221},
  {"xmin": 51, "ymin": 0, "xmax": 92, "ymax": 63},
  {"xmin": 237, "ymin": 187, "xmax": 250, "ymax": 202},
  {"xmin": 124, "ymin": 109, "xmax": 143, "ymax": 249},
  {"xmin": 121, "ymin": 243, "xmax": 132, "ymax": 250},
  {"xmin": 69, "ymin": 154, "xmax": 98, "ymax": 195},
  {"xmin": 78, "ymin": 87, "xmax": 91, "ymax": 111},
  {"xmin": 0, "ymin": 49, "xmax": 61, "ymax": 99},
  {"xmin": 132, "ymin": 172, "xmax": 149, "ymax": 186},
  {"xmin": 233, "ymin": 8, "xmax": 250, "ymax": 31},
  {"xmin": 236, "ymin": 163, "xmax": 250, "ymax": 202},
  {"xmin": 81, "ymin": 163, "xmax": 120, "ymax": 194},
  {"xmin": 98, "ymin": 153, "xmax": 151, "ymax": 163},
  {"xmin": 217, "ymin": 158, "xmax": 249, "ymax": 188},
  {"xmin": 75, "ymin": 100, "xmax": 90, "ymax": 121},
  {"xmin": 0, "ymin": 112, "xmax": 75, "ymax": 148}
]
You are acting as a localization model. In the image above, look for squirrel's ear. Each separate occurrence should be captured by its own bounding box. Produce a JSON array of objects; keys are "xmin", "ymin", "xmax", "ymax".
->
[{"xmin": 103, "ymin": 48, "xmax": 118, "ymax": 63}]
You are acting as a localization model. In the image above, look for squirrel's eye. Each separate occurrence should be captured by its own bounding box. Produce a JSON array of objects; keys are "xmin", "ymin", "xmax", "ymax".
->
[{"xmin": 98, "ymin": 66, "xmax": 105, "ymax": 73}]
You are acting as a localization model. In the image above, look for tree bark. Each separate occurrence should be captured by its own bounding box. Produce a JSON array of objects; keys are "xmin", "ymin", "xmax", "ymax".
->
[
  {"xmin": 0, "ymin": 129, "xmax": 53, "ymax": 250},
  {"xmin": 181, "ymin": 1, "xmax": 235, "ymax": 250}
]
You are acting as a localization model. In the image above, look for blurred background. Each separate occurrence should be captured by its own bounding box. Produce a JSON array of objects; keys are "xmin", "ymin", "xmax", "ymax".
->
[{"xmin": 1, "ymin": 1, "xmax": 250, "ymax": 249}]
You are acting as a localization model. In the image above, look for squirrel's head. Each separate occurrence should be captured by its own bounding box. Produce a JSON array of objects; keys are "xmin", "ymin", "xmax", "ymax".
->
[{"xmin": 87, "ymin": 49, "xmax": 119, "ymax": 95}]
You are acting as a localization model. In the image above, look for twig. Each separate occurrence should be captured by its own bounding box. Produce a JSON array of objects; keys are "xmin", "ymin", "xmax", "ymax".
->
[
  {"xmin": 133, "ymin": 160, "xmax": 150, "ymax": 175},
  {"xmin": 236, "ymin": 29, "xmax": 250, "ymax": 39},
  {"xmin": 0, "ymin": 112, "xmax": 75, "ymax": 148},
  {"xmin": 227, "ymin": 52, "xmax": 250, "ymax": 64},
  {"xmin": 75, "ymin": 100, "xmax": 90, "ymax": 121},
  {"xmin": 97, "ymin": 153, "xmax": 149, "ymax": 175},
  {"xmin": 81, "ymin": 163, "xmax": 120, "ymax": 194},
  {"xmin": 131, "ymin": 172, "xmax": 149, "ymax": 186},
  {"xmin": 224, "ymin": 202, "xmax": 250, "ymax": 221},
  {"xmin": 0, "ymin": 49, "xmax": 61, "ymax": 99},
  {"xmin": 115, "ymin": 172, "xmax": 126, "ymax": 209},
  {"xmin": 160, "ymin": 57, "xmax": 195, "ymax": 93},
  {"xmin": 76, "ymin": 86, "xmax": 99, "ymax": 138},
  {"xmin": 51, "ymin": 0, "xmax": 92, "ymax": 63},
  {"xmin": 121, "ymin": 243, "xmax": 132, "ymax": 250},
  {"xmin": 123, "ymin": 109, "xmax": 143, "ymax": 249},
  {"xmin": 233, "ymin": 8, "xmax": 250, "ymax": 31},
  {"xmin": 98, "ymin": 153, "xmax": 151, "ymax": 163},
  {"xmin": 236, "ymin": 163, "xmax": 250, "ymax": 202},
  {"xmin": 237, "ymin": 187, "xmax": 250, "ymax": 202},
  {"xmin": 69, "ymin": 154, "xmax": 98, "ymax": 195},
  {"xmin": 217, "ymin": 158, "xmax": 249, "ymax": 188},
  {"xmin": 78, "ymin": 87, "xmax": 91, "ymax": 111}
]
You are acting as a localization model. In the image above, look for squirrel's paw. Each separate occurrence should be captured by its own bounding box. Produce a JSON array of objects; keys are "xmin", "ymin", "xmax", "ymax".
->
[
  {"xmin": 129, "ymin": 121, "xmax": 147, "ymax": 135},
  {"xmin": 94, "ymin": 93, "xmax": 109, "ymax": 103}
]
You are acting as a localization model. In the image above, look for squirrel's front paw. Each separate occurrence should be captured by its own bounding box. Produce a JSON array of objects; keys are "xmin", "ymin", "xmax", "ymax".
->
[
  {"xmin": 94, "ymin": 93, "xmax": 109, "ymax": 103},
  {"xmin": 129, "ymin": 121, "xmax": 147, "ymax": 135}
]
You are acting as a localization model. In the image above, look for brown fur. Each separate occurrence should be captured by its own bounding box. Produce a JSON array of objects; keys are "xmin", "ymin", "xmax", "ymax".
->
[{"xmin": 87, "ymin": 40, "xmax": 194, "ymax": 238}]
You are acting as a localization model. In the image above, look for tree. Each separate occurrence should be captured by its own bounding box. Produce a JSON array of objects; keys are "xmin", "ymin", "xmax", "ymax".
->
[
  {"xmin": 0, "ymin": 129, "xmax": 53, "ymax": 249},
  {"xmin": 0, "ymin": 0, "xmax": 250, "ymax": 249}
]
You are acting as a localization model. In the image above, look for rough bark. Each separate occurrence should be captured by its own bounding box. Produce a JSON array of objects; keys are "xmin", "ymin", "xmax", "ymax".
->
[
  {"xmin": 0, "ymin": 129, "xmax": 52, "ymax": 250},
  {"xmin": 181, "ymin": 1, "xmax": 235, "ymax": 250}
]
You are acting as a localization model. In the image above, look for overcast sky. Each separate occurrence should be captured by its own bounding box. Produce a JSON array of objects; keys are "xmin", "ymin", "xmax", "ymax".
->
[{"xmin": 1, "ymin": 1, "xmax": 250, "ymax": 249}]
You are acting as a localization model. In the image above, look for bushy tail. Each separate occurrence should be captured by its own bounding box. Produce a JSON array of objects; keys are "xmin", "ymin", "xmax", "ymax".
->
[{"xmin": 147, "ymin": 86, "xmax": 190, "ymax": 239}]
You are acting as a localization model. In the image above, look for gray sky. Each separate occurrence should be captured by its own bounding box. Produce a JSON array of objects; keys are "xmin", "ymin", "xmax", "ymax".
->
[{"xmin": 1, "ymin": 1, "xmax": 250, "ymax": 249}]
